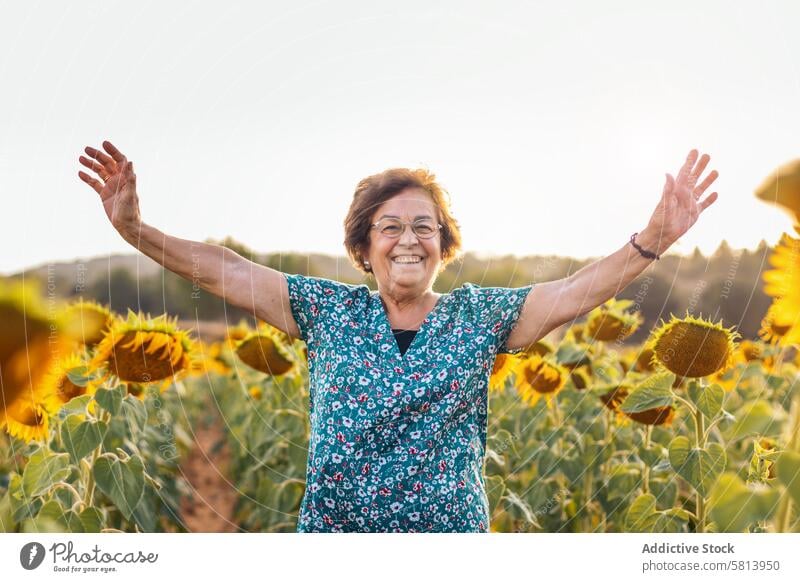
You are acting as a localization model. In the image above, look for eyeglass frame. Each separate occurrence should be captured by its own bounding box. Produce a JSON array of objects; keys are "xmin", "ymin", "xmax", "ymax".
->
[{"xmin": 369, "ymin": 217, "xmax": 443, "ymax": 239}]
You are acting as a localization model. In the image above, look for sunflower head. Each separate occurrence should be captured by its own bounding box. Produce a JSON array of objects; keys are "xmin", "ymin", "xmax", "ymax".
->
[
  {"xmin": 597, "ymin": 384, "xmax": 676, "ymax": 426},
  {"xmin": 754, "ymin": 158, "xmax": 800, "ymax": 224},
  {"xmin": 59, "ymin": 299, "xmax": 116, "ymax": 347},
  {"xmin": 2, "ymin": 398, "xmax": 49, "ymax": 443},
  {"xmin": 514, "ymin": 354, "xmax": 567, "ymax": 407},
  {"xmin": 188, "ymin": 340, "xmax": 231, "ymax": 377},
  {"xmin": 521, "ymin": 339, "xmax": 555, "ymax": 358},
  {"xmin": 37, "ymin": 352, "xmax": 100, "ymax": 414},
  {"xmin": 1, "ymin": 279, "xmax": 69, "ymax": 422},
  {"xmin": 248, "ymin": 385, "xmax": 263, "ymax": 400},
  {"xmin": 569, "ymin": 368, "xmax": 591, "ymax": 391},
  {"xmin": 234, "ymin": 324, "xmax": 295, "ymax": 376},
  {"xmin": 90, "ymin": 310, "xmax": 196, "ymax": 385},
  {"xmin": 758, "ymin": 302, "xmax": 795, "ymax": 346},
  {"xmin": 490, "ymin": 353, "xmax": 520, "ymax": 393},
  {"xmin": 225, "ymin": 319, "xmax": 253, "ymax": 347},
  {"xmin": 565, "ymin": 323, "xmax": 586, "ymax": 343},
  {"xmin": 633, "ymin": 346, "xmax": 658, "ymax": 372},
  {"xmin": 585, "ymin": 299, "xmax": 642, "ymax": 342},
  {"xmin": 650, "ymin": 312, "xmax": 740, "ymax": 378}
]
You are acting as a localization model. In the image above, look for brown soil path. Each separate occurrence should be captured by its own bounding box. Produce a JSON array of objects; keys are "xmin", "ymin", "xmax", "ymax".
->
[{"xmin": 178, "ymin": 408, "xmax": 240, "ymax": 532}]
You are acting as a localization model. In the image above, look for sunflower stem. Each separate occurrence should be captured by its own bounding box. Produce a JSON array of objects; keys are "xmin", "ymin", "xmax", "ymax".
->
[
  {"xmin": 693, "ymin": 399, "xmax": 707, "ymax": 532},
  {"xmin": 642, "ymin": 425, "xmax": 652, "ymax": 494}
]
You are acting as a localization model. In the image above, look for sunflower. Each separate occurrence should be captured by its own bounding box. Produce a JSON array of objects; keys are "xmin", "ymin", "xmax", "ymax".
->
[
  {"xmin": 187, "ymin": 340, "xmax": 231, "ymax": 377},
  {"xmin": 90, "ymin": 310, "xmax": 196, "ymax": 386},
  {"xmin": 234, "ymin": 324, "xmax": 295, "ymax": 376},
  {"xmin": 2, "ymin": 398, "xmax": 49, "ymax": 443},
  {"xmin": 634, "ymin": 346, "xmax": 657, "ymax": 372},
  {"xmin": 248, "ymin": 385, "xmax": 263, "ymax": 400},
  {"xmin": 521, "ymin": 339, "xmax": 554, "ymax": 358},
  {"xmin": 565, "ymin": 323, "xmax": 586, "ymax": 343},
  {"xmin": 514, "ymin": 354, "xmax": 567, "ymax": 408},
  {"xmin": 1, "ymin": 279, "xmax": 68, "ymax": 424},
  {"xmin": 225, "ymin": 319, "xmax": 253, "ymax": 348},
  {"xmin": 585, "ymin": 298, "xmax": 642, "ymax": 342},
  {"xmin": 489, "ymin": 353, "xmax": 520, "ymax": 393},
  {"xmin": 754, "ymin": 158, "xmax": 800, "ymax": 224},
  {"xmin": 759, "ymin": 230, "xmax": 800, "ymax": 346},
  {"xmin": 59, "ymin": 299, "xmax": 116, "ymax": 347},
  {"xmin": 36, "ymin": 352, "xmax": 99, "ymax": 414},
  {"xmin": 598, "ymin": 384, "xmax": 676, "ymax": 426},
  {"xmin": 568, "ymin": 367, "xmax": 591, "ymax": 390},
  {"xmin": 650, "ymin": 313, "xmax": 740, "ymax": 378}
]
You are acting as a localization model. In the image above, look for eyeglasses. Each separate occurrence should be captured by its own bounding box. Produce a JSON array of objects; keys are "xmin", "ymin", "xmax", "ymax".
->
[{"xmin": 371, "ymin": 218, "xmax": 442, "ymax": 239}]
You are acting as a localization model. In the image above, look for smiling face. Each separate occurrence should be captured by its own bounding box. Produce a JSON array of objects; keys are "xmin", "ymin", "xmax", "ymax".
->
[{"xmin": 362, "ymin": 188, "xmax": 443, "ymax": 298}]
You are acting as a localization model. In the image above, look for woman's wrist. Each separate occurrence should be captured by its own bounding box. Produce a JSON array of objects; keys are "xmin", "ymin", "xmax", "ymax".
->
[
  {"xmin": 633, "ymin": 227, "xmax": 670, "ymax": 258},
  {"xmin": 118, "ymin": 221, "xmax": 146, "ymax": 245}
]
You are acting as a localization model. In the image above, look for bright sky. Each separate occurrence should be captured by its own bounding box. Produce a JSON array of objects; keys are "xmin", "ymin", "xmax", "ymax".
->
[{"xmin": 2, "ymin": 0, "xmax": 798, "ymax": 274}]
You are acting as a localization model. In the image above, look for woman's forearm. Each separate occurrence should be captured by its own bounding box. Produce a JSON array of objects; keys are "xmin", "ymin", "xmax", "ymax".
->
[
  {"xmin": 119, "ymin": 222, "xmax": 241, "ymax": 299},
  {"xmin": 564, "ymin": 226, "xmax": 669, "ymax": 318}
]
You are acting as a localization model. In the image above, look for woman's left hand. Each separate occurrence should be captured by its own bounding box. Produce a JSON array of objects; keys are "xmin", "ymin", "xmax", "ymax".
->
[{"xmin": 644, "ymin": 149, "xmax": 719, "ymax": 252}]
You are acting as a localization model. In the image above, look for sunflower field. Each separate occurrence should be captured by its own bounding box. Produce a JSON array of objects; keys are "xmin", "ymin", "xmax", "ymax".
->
[{"xmin": 2, "ymin": 163, "xmax": 800, "ymax": 533}]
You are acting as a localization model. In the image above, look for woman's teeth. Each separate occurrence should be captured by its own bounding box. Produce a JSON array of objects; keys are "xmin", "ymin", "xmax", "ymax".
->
[{"xmin": 392, "ymin": 256, "xmax": 422, "ymax": 264}]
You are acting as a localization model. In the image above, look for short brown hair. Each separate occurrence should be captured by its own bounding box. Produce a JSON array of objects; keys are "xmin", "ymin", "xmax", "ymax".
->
[{"xmin": 343, "ymin": 167, "xmax": 463, "ymax": 276}]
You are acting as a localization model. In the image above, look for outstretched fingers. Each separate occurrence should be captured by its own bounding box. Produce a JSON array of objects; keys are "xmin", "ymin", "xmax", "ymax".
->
[
  {"xmin": 694, "ymin": 169, "xmax": 718, "ymax": 198},
  {"xmin": 699, "ymin": 191, "xmax": 719, "ymax": 212},
  {"xmin": 78, "ymin": 170, "xmax": 103, "ymax": 195},
  {"xmin": 102, "ymin": 140, "xmax": 127, "ymax": 164},
  {"xmin": 84, "ymin": 145, "xmax": 116, "ymax": 172},
  {"xmin": 676, "ymin": 149, "xmax": 699, "ymax": 184}
]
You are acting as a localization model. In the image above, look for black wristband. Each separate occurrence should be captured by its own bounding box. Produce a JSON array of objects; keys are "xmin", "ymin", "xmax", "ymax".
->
[{"xmin": 630, "ymin": 232, "xmax": 660, "ymax": 261}]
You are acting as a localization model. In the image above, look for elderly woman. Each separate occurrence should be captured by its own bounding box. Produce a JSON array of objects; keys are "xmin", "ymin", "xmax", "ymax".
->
[{"xmin": 78, "ymin": 142, "xmax": 718, "ymax": 533}]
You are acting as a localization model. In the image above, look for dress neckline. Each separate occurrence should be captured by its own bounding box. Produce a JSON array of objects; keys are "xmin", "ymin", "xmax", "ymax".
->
[{"xmin": 372, "ymin": 291, "xmax": 448, "ymax": 362}]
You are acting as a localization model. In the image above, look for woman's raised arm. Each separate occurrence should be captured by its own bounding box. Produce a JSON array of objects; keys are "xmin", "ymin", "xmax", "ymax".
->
[{"xmin": 78, "ymin": 140, "xmax": 301, "ymax": 338}]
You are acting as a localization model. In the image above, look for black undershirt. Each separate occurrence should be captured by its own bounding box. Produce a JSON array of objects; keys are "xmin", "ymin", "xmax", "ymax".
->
[{"xmin": 391, "ymin": 328, "xmax": 418, "ymax": 356}]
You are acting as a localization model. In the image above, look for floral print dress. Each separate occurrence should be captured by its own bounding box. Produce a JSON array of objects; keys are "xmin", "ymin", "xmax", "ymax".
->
[{"xmin": 284, "ymin": 273, "xmax": 534, "ymax": 533}]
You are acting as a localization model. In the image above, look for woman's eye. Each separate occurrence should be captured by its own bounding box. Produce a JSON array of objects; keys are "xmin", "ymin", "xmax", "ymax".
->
[
  {"xmin": 415, "ymin": 225, "xmax": 433, "ymax": 234},
  {"xmin": 382, "ymin": 225, "xmax": 401, "ymax": 234}
]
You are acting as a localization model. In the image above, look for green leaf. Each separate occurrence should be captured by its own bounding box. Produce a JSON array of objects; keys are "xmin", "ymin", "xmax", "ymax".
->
[
  {"xmin": 504, "ymin": 491, "xmax": 539, "ymax": 528},
  {"xmin": 79, "ymin": 507, "xmax": 104, "ymax": 533},
  {"xmin": 60, "ymin": 394, "xmax": 93, "ymax": 416},
  {"xmin": 668, "ymin": 436, "xmax": 726, "ymax": 496},
  {"xmin": 92, "ymin": 454, "xmax": 145, "ymax": 520},
  {"xmin": 775, "ymin": 451, "xmax": 800, "ymax": 507},
  {"xmin": 709, "ymin": 472, "xmax": 780, "ymax": 532},
  {"xmin": 485, "ymin": 474, "xmax": 506, "ymax": 516},
  {"xmin": 21, "ymin": 450, "xmax": 71, "ymax": 498},
  {"xmin": 66, "ymin": 366, "xmax": 91, "ymax": 387},
  {"xmin": 94, "ymin": 386, "xmax": 124, "ymax": 416},
  {"xmin": 132, "ymin": 484, "xmax": 157, "ymax": 533},
  {"xmin": 121, "ymin": 396, "xmax": 147, "ymax": 433},
  {"xmin": 0, "ymin": 490, "xmax": 15, "ymax": 532},
  {"xmin": 639, "ymin": 444, "xmax": 667, "ymax": 468},
  {"xmin": 688, "ymin": 382, "xmax": 724, "ymax": 419},
  {"xmin": 625, "ymin": 493, "xmax": 657, "ymax": 532},
  {"xmin": 728, "ymin": 400, "xmax": 781, "ymax": 439},
  {"xmin": 61, "ymin": 417, "xmax": 106, "ymax": 464},
  {"xmin": 620, "ymin": 372, "xmax": 675, "ymax": 413}
]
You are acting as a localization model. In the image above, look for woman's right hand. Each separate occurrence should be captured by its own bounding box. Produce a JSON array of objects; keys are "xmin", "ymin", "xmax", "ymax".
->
[{"xmin": 78, "ymin": 140, "xmax": 142, "ymax": 236}]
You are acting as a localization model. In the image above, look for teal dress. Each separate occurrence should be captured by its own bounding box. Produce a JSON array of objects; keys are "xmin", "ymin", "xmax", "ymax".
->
[{"xmin": 284, "ymin": 273, "xmax": 534, "ymax": 532}]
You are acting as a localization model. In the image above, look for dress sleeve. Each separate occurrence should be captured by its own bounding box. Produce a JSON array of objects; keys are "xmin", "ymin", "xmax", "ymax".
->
[
  {"xmin": 283, "ymin": 272, "xmax": 359, "ymax": 345},
  {"xmin": 462, "ymin": 283, "xmax": 535, "ymax": 355}
]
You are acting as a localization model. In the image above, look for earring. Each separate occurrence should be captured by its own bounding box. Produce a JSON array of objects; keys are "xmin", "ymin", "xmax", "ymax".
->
[{"xmin": 364, "ymin": 260, "xmax": 371, "ymax": 269}]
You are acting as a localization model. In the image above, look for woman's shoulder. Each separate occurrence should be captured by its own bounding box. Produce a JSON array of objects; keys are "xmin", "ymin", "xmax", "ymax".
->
[{"xmin": 284, "ymin": 272, "xmax": 370, "ymax": 308}]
